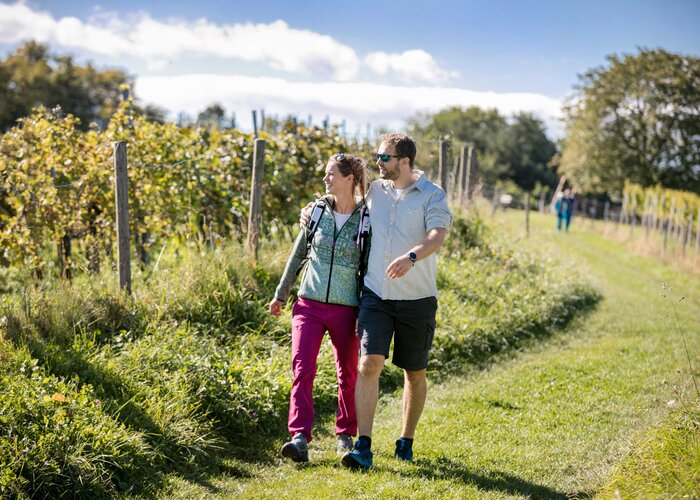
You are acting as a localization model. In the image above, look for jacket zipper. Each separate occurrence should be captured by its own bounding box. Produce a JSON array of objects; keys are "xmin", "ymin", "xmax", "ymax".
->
[{"xmin": 325, "ymin": 203, "xmax": 362, "ymax": 303}]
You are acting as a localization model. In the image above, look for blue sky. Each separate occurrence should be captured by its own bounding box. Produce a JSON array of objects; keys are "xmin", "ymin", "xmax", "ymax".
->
[{"xmin": 1, "ymin": 0, "xmax": 699, "ymax": 136}]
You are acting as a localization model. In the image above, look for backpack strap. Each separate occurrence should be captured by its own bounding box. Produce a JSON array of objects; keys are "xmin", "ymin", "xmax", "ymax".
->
[
  {"xmin": 307, "ymin": 194, "xmax": 334, "ymax": 242},
  {"xmin": 355, "ymin": 203, "xmax": 371, "ymax": 297},
  {"xmin": 296, "ymin": 195, "xmax": 331, "ymax": 277}
]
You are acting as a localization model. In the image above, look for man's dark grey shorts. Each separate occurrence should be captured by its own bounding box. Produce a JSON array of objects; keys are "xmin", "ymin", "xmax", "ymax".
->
[{"xmin": 357, "ymin": 287, "xmax": 438, "ymax": 371}]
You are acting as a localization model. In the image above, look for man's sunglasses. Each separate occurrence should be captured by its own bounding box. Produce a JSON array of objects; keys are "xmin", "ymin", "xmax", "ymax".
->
[{"xmin": 375, "ymin": 153, "xmax": 403, "ymax": 162}]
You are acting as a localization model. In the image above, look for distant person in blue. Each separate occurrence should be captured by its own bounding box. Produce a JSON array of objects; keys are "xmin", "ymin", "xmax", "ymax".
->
[{"xmin": 554, "ymin": 188, "xmax": 575, "ymax": 231}]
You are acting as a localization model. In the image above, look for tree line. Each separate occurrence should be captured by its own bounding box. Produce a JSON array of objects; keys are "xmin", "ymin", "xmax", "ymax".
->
[
  {"xmin": 560, "ymin": 48, "xmax": 700, "ymax": 195},
  {"xmin": 1, "ymin": 42, "xmax": 697, "ymax": 199},
  {"xmin": 0, "ymin": 42, "xmax": 164, "ymax": 131},
  {"xmin": 408, "ymin": 106, "xmax": 558, "ymax": 195}
]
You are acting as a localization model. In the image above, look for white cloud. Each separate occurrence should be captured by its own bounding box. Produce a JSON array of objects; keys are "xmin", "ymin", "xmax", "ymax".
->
[
  {"xmin": 0, "ymin": 2, "xmax": 56, "ymax": 43},
  {"xmin": 365, "ymin": 49, "xmax": 457, "ymax": 84},
  {"xmin": 1, "ymin": 2, "xmax": 561, "ymax": 135},
  {"xmin": 135, "ymin": 74, "xmax": 564, "ymax": 137},
  {"xmin": 0, "ymin": 2, "xmax": 362, "ymax": 80}
]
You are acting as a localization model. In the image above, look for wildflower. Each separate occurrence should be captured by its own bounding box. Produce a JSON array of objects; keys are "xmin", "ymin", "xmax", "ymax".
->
[{"xmin": 51, "ymin": 393, "xmax": 66, "ymax": 403}]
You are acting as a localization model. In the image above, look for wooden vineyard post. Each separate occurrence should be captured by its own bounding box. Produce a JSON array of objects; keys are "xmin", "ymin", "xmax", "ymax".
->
[
  {"xmin": 458, "ymin": 145, "xmax": 468, "ymax": 208},
  {"xmin": 525, "ymin": 193, "xmax": 530, "ymax": 238},
  {"xmin": 58, "ymin": 234, "xmax": 72, "ymax": 280},
  {"xmin": 491, "ymin": 189, "xmax": 499, "ymax": 218},
  {"xmin": 246, "ymin": 138, "xmax": 266, "ymax": 262},
  {"xmin": 539, "ymin": 190, "xmax": 547, "ymax": 213},
  {"xmin": 451, "ymin": 155, "xmax": 459, "ymax": 203},
  {"xmin": 438, "ymin": 140, "xmax": 449, "ymax": 191},
  {"xmin": 454, "ymin": 151, "xmax": 463, "ymax": 206},
  {"xmin": 643, "ymin": 193, "xmax": 650, "ymax": 240},
  {"xmin": 603, "ymin": 200, "xmax": 610, "ymax": 222},
  {"xmin": 465, "ymin": 146, "xmax": 474, "ymax": 209},
  {"xmin": 683, "ymin": 217, "xmax": 692, "ymax": 256},
  {"xmin": 113, "ymin": 141, "xmax": 131, "ymax": 294},
  {"xmin": 664, "ymin": 199, "xmax": 675, "ymax": 257},
  {"xmin": 696, "ymin": 208, "xmax": 700, "ymax": 254},
  {"xmin": 617, "ymin": 192, "xmax": 628, "ymax": 232},
  {"xmin": 589, "ymin": 200, "xmax": 598, "ymax": 230},
  {"xmin": 675, "ymin": 203, "xmax": 684, "ymax": 243}
]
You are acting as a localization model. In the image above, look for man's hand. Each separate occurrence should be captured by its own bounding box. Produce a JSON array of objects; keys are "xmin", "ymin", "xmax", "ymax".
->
[
  {"xmin": 299, "ymin": 202, "xmax": 314, "ymax": 228},
  {"xmin": 386, "ymin": 254, "xmax": 413, "ymax": 279},
  {"xmin": 386, "ymin": 229, "xmax": 446, "ymax": 279},
  {"xmin": 269, "ymin": 298, "xmax": 284, "ymax": 316}
]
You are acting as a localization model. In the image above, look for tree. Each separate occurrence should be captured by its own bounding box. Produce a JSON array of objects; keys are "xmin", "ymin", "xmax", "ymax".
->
[
  {"xmin": 409, "ymin": 106, "xmax": 507, "ymax": 184},
  {"xmin": 560, "ymin": 49, "xmax": 700, "ymax": 195},
  {"xmin": 197, "ymin": 103, "xmax": 226, "ymax": 128},
  {"xmin": 0, "ymin": 42, "xmax": 138, "ymax": 130},
  {"xmin": 499, "ymin": 113, "xmax": 558, "ymax": 191},
  {"xmin": 0, "ymin": 42, "xmax": 52, "ymax": 129},
  {"xmin": 408, "ymin": 106, "xmax": 558, "ymax": 191}
]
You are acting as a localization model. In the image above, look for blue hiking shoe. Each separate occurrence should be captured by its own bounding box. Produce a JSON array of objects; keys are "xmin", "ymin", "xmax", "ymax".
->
[
  {"xmin": 281, "ymin": 432, "xmax": 309, "ymax": 463},
  {"xmin": 394, "ymin": 438, "xmax": 413, "ymax": 461},
  {"xmin": 341, "ymin": 437, "xmax": 373, "ymax": 470}
]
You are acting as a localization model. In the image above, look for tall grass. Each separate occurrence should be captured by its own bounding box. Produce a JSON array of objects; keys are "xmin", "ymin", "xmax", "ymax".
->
[
  {"xmin": 0, "ymin": 212, "xmax": 599, "ymax": 497},
  {"xmin": 596, "ymin": 283, "xmax": 699, "ymax": 498},
  {"xmin": 596, "ymin": 377, "xmax": 700, "ymax": 498}
]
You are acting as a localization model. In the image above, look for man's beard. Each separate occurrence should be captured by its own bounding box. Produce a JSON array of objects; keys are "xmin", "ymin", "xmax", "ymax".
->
[{"xmin": 379, "ymin": 164, "xmax": 400, "ymax": 180}]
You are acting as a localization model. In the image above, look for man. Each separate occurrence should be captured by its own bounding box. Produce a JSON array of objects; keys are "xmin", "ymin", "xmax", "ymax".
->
[
  {"xmin": 555, "ymin": 188, "xmax": 575, "ymax": 232},
  {"xmin": 316, "ymin": 133, "xmax": 451, "ymax": 470},
  {"xmin": 564, "ymin": 188, "xmax": 576, "ymax": 231}
]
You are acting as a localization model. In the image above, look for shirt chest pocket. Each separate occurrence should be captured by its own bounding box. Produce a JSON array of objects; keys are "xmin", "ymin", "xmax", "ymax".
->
[{"xmin": 395, "ymin": 206, "xmax": 425, "ymax": 237}]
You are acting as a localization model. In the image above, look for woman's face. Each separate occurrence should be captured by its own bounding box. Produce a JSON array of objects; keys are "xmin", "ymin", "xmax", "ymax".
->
[{"xmin": 323, "ymin": 162, "xmax": 353, "ymax": 196}]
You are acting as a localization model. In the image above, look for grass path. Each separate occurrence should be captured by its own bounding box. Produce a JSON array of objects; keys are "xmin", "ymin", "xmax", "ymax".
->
[{"xmin": 159, "ymin": 211, "xmax": 700, "ymax": 499}]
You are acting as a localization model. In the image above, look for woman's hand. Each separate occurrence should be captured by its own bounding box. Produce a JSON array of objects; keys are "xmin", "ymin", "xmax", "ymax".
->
[
  {"xmin": 299, "ymin": 202, "xmax": 314, "ymax": 228},
  {"xmin": 269, "ymin": 298, "xmax": 284, "ymax": 316}
]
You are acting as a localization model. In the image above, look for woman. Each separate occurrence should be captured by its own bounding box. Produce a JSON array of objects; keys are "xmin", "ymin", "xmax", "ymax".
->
[{"xmin": 269, "ymin": 153, "xmax": 368, "ymax": 463}]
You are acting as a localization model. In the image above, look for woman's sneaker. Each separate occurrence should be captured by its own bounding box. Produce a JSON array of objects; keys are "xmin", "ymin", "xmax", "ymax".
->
[
  {"xmin": 394, "ymin": 438, "xmax": 413, "ymax": 461},
  {"xmin": 336, "ymin": 434, "xmax": 353, "ymax": 455},
  {"xmin": 281, "ymin": 432, "xmax": 309, "ymax": 462},
  {"xmin": 341, "ymin": 437, "xmax": 373, "ymax": 470}
]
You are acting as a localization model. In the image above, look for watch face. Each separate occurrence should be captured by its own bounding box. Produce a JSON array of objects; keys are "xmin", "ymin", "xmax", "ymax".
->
[{"xmin": 409, "ymin": 252, "xmax": 417, "ymax": 261}]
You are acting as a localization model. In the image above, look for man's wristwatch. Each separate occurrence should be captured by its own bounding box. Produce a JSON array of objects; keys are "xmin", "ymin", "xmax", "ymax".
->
[{"xmin": 407, "ymin": 252, "xmax": 417, "ymax": 266}]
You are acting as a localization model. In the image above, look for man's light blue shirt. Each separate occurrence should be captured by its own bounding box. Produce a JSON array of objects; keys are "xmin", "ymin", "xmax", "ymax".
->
[{"xmin": 364, "ymin": 170, "xmax": 452, "ymax": 301}]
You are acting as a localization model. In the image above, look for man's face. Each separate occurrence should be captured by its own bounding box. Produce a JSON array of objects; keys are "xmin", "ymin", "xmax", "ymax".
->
[{"xmin": 376, "ymin": 142, "xmax": 402, "ymax": 181}]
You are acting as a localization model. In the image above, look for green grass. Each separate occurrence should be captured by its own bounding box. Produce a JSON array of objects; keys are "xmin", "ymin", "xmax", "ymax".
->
[
  {"xmin": 151, "ymin": 209, "xmax": 699, "ymax": 499},
  {"xmin": 596, "ymin": 400, "xmax": 700, "ymax": 498},
  {"xmin": 0, "ymin": 339, "xmax": 154, "ymax": 498},
  {"xmin": 0, "ymin": 210, "xmax": 598, "ymax": 498}
]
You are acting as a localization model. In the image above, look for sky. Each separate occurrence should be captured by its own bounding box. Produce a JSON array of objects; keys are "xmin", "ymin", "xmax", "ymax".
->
[{"xmin": 1, "ymin": 0, "xmax": 699, "ymax": 138}]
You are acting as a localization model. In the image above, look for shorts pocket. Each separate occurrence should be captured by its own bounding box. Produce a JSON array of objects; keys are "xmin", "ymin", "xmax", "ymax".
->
[{"xmin": 424, "ymin": 320, "xmax": 436, "ymax": 350}]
